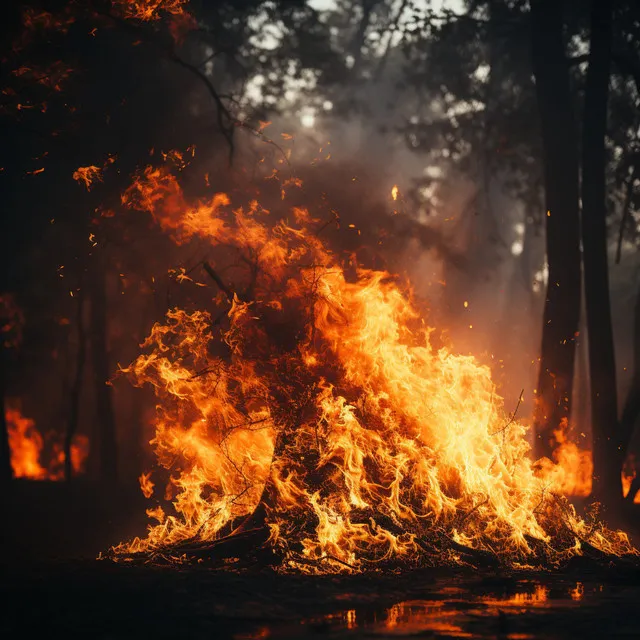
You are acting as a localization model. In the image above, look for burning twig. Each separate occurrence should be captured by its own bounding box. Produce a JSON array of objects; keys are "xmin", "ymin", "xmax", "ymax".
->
[{"xmin": 491, "ymin": 389, "xmax": 525, "ymax": 437}]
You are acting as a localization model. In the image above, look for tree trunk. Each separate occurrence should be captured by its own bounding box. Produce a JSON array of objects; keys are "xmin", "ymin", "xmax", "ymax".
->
[
  {"xmin": 64, "ymin": 288, "xmax": 86, "ymax": 481},
  {"xmin": 90, "ymin": 259, "xmax": 118, "ymax": 484},
  {"xmin": 530, "ymin": 0, "xmax": 582, "ymax": 459},
  {"xmin": 581, "ymin": 0, "xmax": 618, "ymax": 503}
]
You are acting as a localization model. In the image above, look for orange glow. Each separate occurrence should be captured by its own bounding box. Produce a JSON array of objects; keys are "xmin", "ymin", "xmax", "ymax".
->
[
  {"xmin": 391, "ymin": 185, "xmax": 399, "ymax": 201},
  {"xmin": 113, "ymin": 0, "xmax": 196, "ymax": 42},
  {"xmin": 7, "ymin": 407, "xmax": 46, "ymax": 479},
  {"xmin": 481, "ymin": 584, "xmax": 549, "ymax": 608},
  {"xmin": 536, "ymin": 418, "xmax": 593, "ymax": 498},
  {"xmin": 12, "ymin": 62, "xmax": 74, "ymax": 92},
  {"xmin": 139, "ymin": 472, "xmax": 155, "ymax": 499},
  {"xmin": 73, "ymin": 165, "xmax": 103, "ymax": 190},
  {"xmin": 384, "ymin": 601, "xmax": 467, "ymax": 636},
  {"xmin": 114, "ymin": 0, "xmax": 190, "ymax": 22},
  {"xmin": 622, "ymin": 456, "xmax": 640, "ymax": 504},
  {"xmin": 6, "ymin": 404, "xmax": 89, "ymax": 480},
  {"xmin": 113, "ymin": 160, "xmax": 636, "ymax": 570},
  {"xmin": 570, "ymin": 582, "xmax": 584, "ymax": 601}
]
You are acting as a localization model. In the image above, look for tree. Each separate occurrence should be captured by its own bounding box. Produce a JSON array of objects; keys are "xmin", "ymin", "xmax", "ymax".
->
[
  {"xmin": 581, "ymin": 0, "xmax": 618, "ymax": 502},
  {"xmin": 90, "ymin": 257, "xmax": 118, "ymax": 484},
  {"xmin": 529, "ymin": 0, "xmax": 582, "ymax": 459}
]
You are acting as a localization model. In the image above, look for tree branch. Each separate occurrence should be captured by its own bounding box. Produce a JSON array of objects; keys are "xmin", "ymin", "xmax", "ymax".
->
[{"xmin": 202, "ymin": 261, "xmax": 235, "ymax": 302}]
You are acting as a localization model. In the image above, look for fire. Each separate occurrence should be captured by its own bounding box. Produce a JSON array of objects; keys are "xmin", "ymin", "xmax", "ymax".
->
[
  {"xmin": 139, "ymin": 472, "xmax": 155, "ymax": 499},
  {"xmin": 113, "ymin": 0, "xmax": 196, "ymax": 43},
  {"xmin": 622, "ymin": 457, "xmax": 640, "ymax": 504},
  {"xmin": 7, "ymin": 407, "xmax": 46, "ymax": 479},
  {"xmin": 12, "ymin": 62, "xmax": 74, "ymax": 93},
  {"xmin": 535, "ymin": 419, "xmax": 593, "ymax": 498},
  {"xmin": 113, "ymin": 161, "xmax": 636, "ymax": 571},
  {"xmin": 6, "ymin": 405, "xmax": 89, "ymax": 481},
  {"xmin": 391, "ymin": 185, "xmax": 399, "ymax": 201},
  {"xmin": 114, "ymin": 0, "xmax": 191, "ymax": 22},
  {"xmin": 73, "ymin": 165, "xmax": 103, "ymax": 190}
]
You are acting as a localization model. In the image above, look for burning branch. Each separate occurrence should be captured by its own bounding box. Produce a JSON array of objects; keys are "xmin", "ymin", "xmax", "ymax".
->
[{"xmin": 202, "ymin": 261, "xmax": 235, "ymax": 303}]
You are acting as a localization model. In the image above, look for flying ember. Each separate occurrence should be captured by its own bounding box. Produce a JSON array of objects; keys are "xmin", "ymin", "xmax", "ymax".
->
[{"xmin": 111, "ymin": 163, "xmax": 636, "ymax": 572}]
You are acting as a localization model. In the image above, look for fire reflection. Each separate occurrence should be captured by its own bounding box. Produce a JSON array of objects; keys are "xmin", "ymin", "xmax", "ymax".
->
[
  {"xmin": 384, "ymin": 600, "xmax": 470, "ymax": 637},
  {"xmin": 292, "ymin": 581, "xmax": 592, "ymax": 638}
]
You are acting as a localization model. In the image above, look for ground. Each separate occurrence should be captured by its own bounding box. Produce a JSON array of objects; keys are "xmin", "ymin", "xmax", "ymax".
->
[{"xmin": 3, "ymin": 480, "xmax": 640, "ymax": 639}]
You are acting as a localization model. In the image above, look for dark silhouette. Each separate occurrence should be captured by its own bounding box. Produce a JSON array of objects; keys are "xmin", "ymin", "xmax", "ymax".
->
[
  {"xmin": 581, "ymin": 0, "xmax": 619, "ymax": 503},
  {"xmin": 530, "ymin": 0, "xmax": 582, "ymax": 460}
]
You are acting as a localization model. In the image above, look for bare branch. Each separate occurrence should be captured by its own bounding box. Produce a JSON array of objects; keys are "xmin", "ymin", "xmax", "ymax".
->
[{"xmin": 202, "ymin": 261, "xmax": 235, "ymax": 302}]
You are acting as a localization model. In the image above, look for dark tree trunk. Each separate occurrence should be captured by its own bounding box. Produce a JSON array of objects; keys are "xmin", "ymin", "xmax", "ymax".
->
[
  {"xmin": 530, "ymin": 0, "xmax": 582, "ymax": 459},
  {"xmin": 573, "ymin": 311, "xmax": 591, "ymax": 446},
  {"xmin": 90, "ymin": 259, "xmax": 118, "ymax": 484},
  {"xmin": 64, "ymin": 288, "xmax": 86, "ymax": 481},
  {"xmin": 581, "ymin": 0, "xmax": 618, "ymax": 503}
]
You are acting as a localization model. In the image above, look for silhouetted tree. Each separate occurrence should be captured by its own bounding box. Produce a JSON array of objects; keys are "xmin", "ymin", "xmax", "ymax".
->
[
  {"xmin": 530, "ymin": 0, "xmax": 581, "ymax": 459},
  {"xmin": 581, "ymin": 0, "xmax": 618, "ymax": 501}
]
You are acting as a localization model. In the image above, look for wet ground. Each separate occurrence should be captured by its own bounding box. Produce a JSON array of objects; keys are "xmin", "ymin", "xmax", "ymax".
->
[
  {"xmin": 3, "ymin": 481, "xmax": 640, "ymax": 639},
  {"xmin": 2, "ymin": 561, "xmax": 640, "ymax": 639}
]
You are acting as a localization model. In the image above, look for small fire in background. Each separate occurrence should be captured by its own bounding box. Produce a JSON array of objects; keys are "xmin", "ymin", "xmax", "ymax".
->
[
  {"xmin": 535, "ymin": 418, "xmax": 593, "ymax": 498},
  {"xmin": 622, "ymin": 456, "xmax": 640, "ymax": 504},
  {"xmin": 5, "ymin": 403, "xmax": 89, "ymax": 480}
]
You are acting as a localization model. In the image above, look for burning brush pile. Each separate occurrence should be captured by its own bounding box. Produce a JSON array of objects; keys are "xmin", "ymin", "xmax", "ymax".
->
[{"xmin": 108, "ymin": 162, "xmax": 637, "ymax": 573}]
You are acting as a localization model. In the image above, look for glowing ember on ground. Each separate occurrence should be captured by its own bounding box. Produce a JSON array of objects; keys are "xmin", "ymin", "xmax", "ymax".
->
[
  {"xmin": 110, "ymin": 160, "xmax": 636, "ymax": 572},
  {"xmin": 6, "ymin": 404, "xmax": 89, "ymax": 481}
]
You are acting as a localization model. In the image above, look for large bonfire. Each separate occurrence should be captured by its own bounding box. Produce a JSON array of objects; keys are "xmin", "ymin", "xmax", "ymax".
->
[{"xmin": 110, "ymin": 160, "xmax": 636, "ymax": 572}]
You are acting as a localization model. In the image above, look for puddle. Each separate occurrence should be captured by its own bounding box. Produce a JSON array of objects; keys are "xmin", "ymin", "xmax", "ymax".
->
[{"xmin": 247, "ymin": 577, "xmax": 637, "ymax": 639}]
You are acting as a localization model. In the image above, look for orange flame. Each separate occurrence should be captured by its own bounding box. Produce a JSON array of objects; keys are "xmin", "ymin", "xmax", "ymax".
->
[
  {"xmin": 113, "ymin": 0, "xmax": 196, "ymax": 43},
  {"xmin": 622, "ymin": 456, "xmax": 640, "ymax": 504},
  {"xmin": 535, "ymin": 418, "xmax": 593, "ymax": 498},
  {"xmin": 139, "ymin": 472, "xmax": 155, "ymax": 499},
  {"xmin": 12, "ymin": 62, "xmax": 74, "ymax": 92},
  {"xmin": 73, "ymin": 165, "xmax": 103, "ymax": 190},
  {"xmin": 391, "ymin": 185, "xmax": 399, "ymax": 201},
  {"xmin": 6, "ymin": 405, "xmax": 89, "ymax": 480},
  {"xmin": 113, "ymin": 160, "xmax": 636, "ymax": 570}
]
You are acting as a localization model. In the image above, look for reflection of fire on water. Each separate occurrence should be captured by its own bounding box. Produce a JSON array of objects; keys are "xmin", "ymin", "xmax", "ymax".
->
[
  {"xmin": 6, "ymin": 404, "xmax": 89, "ymax": 480},
  {"xmin": 109, "ymin": 156, "xmax": 636, "ymax": 572},
  {"xmin": 304, "ymin": 582, "xmax": 588, "ymax": 636}
]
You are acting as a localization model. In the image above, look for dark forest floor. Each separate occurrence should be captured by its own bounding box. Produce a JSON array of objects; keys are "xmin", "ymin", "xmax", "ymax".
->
[{"xmin": 3, "ymin": 480, "xmax": 640, "ymax": 639}]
